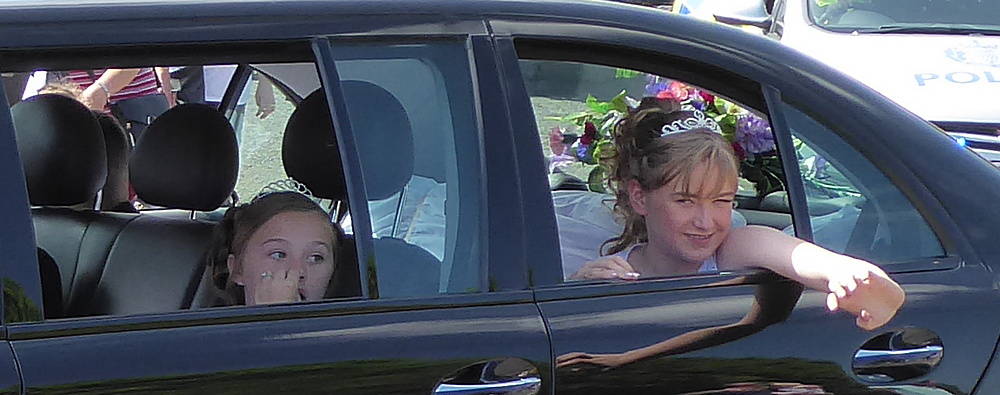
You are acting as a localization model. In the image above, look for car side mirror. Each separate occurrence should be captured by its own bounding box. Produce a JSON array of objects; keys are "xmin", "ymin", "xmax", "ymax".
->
[{"xmin": 712, "ymin": 0, "xmax": 772, "ymax": 30}]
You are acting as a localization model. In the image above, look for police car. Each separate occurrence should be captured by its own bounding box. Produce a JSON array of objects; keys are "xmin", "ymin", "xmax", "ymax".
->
[{"xmin": 679, "ymin": 0, "xmax": 1000, "ymax": 164}]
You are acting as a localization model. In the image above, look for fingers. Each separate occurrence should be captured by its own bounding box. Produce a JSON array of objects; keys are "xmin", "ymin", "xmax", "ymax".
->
[
  {"xmin": 572, "ymin": 257, "xmax": 640, "ymax": 280},
  {"xmin": 603, "ymin": 257, "xmax": 639, "ymax": 280},
  {"xmin": 828, "ymin": 269, "xmax": 905, "ymax": 331},
  {"xmin": 555, "ymin": 352, "xmax": 595, "ymax": 368},
  {"xmin": 253, "ymin": 268, "xmax": 301, "ymax": 305},
  {"xmin": 256, "ymin": 105, "xmax": 275, "ymax": 119},
  {"xmin": 826, "ymin": 292, "xmax": 839, "ymax": 312}
]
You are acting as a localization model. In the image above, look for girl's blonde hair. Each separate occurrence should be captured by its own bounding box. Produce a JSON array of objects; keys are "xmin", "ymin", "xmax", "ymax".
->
[{"xmin": 602, "ymin": 105, "xmax": 740, "ymax": 255}]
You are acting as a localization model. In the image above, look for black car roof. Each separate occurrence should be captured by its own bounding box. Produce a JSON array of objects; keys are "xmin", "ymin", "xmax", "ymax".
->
[{"xmin": 0, "ymin": 0, "xmax": 740, "ymax": 48}]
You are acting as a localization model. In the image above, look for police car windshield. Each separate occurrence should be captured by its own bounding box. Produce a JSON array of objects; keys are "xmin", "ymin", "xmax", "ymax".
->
[{"xmin": 808, "ymin": 0, "xmax": 1000, "ymax": 33}]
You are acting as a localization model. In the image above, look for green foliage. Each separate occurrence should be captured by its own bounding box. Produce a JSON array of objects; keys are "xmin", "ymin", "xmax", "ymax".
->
[
  {"xmin": 3, "ymin": 277, "xmax": 41, "ymax": 323},
  {"xmin": 615, "ymin": 68, "xmax": 642, "ymax": 79}
]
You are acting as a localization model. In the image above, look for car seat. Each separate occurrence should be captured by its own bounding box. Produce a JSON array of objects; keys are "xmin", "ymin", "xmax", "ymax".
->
[
  {"xmin": 282, "ymin": 83, "xmax": 440, "ymax": 299},
  {"xmin": 84, "ymin": 103, "xmax": 238, "ymax": 315},
  {"xmin": 92, "ymin": 111, "xmax": 134, "ymax": 212},
  {"xmin": 12, "ymin": 93, "xmax": 136, "ymax": 318}
]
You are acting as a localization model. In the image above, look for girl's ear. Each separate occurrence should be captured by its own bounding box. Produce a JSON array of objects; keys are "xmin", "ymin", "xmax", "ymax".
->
[
  {"xmin": 627, "ymin": 179, "xmax": 649, "ymax": 216},
  {"xmin": 227, "ymin": 254, "xmax": 244, "ymax": 286}
]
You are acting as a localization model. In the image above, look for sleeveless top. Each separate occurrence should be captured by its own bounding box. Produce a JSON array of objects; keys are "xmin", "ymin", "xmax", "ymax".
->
[{"xmin": 612, "ymin": 243, "xmax": 718, "ymax": 274}]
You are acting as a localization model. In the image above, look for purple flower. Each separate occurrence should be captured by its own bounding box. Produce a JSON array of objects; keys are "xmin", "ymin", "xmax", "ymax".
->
[
  {"xmin": 735, "ymin": 114, "xmax": 775, "ymax": 154},
  {"xmin": 644, "ymin": 75, "xmax": 670, "ymax": 97},
  {"xmin": 576, "ymin": 145, "xmax": 590, "ymax": 161},
  {"xmin": 689, "ymin": 93, "xmax": 707, "ymax": 111}
]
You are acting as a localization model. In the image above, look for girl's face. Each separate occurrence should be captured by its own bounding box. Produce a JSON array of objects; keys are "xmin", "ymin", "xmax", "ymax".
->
[
  {"xmin": 631, "ymin": 162, "xmax": 738, "ymax": 266},
  {"xmin": 229, "ymin": 211, "xmax": 336, "ymax": 305}
]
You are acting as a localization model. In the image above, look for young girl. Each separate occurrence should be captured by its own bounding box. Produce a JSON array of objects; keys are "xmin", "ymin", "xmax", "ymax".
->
[
  {"xmin": 571, "ymin": 105, "xmax": 904, "ymax": 331},
  {"xmin": 206, "ymin": 191, "xmax": 341, "ymax": 306}
]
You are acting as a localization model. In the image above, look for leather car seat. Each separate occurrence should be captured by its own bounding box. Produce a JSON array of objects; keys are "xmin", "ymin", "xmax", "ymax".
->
[
  {"xmin": 282, "ymin": 84, "xmax": 439, "ymax": 299},
  {"xmin": 83, "ymin": 103, "xmax": 238, "ymax": 316},
  {"xmin": 12, "ymin": 94, "xmax": 137, "ymax": 318},
  {"xmin": 93, "ymin": 111, "xmax": 134, "ymax": 212}
]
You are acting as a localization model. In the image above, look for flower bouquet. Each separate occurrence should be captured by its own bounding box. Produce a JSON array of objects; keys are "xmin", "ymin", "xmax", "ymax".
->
[{"xmin": 547, "ymin": 74, "xmax": 785, "ymax": 198}]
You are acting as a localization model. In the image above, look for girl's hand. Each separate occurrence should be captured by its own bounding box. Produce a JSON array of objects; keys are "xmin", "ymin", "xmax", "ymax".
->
[
  {"xmin": 556, "ymin": 352, "xmax": 632, "ymax": 369},
  {"xmin": 570, "ymin": 256, "xmax": 640, "ymax": 281},
  {"xmin": 252, "ymin": 268, "xmax": 302, "ymax": 305},
  {"xmin": 824, "ymin": 261, "xmax": 904, "ymax": 330}
]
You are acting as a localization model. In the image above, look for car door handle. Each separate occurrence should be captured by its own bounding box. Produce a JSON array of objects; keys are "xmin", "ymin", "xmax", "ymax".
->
[
  {"xmin": 853, "ymin": 328, "xmax": 943, "ymax": 383},
  {"xmin": 854, "ymin": 345, "xmax": 944, "ymax": 369},
  {"xmin": 433, "ymin": 358, "xmax": 541, "ymax": 395},
  {"xmin": 434, "ymin": 377, "xmax": 542, "ymax": 394}
]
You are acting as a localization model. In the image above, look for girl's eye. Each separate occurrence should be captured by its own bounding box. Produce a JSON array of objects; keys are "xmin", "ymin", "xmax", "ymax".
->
[
  {"xmin": 269, "ymin": 251, "xmax": 287, "ymax": 260},
  {"xmin": 676, "ymin": 199, "xmax": 694, "ymax": 206},
  {"xmin": 308, "ymin": 254, "xmax": 326, "ymax": 264}
]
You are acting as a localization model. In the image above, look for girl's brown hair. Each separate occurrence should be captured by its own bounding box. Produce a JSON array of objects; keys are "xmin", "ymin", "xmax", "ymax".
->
[
  {"xmin": 602, "ymin": 104, "xmax": 740, "ymax": 255},
  {"xmin": 205, "ymin": 191, "xmax": 341, "ymax": 305}
]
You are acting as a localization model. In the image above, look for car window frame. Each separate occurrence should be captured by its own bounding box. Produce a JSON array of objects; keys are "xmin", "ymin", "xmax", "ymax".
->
[
  {"xmin": 2, "ymin": 31, "xmax": 531, "ymax": 330},
  {"xmin": 0, "ymin": 77, "xmax": 45, "ymax": 326},
  {"xmin": 502, "ymin": 36, "xmax": 788, "ymax": 293},
  {"xmin": 492, "ymin": 18, "xmax": 972, "ymax": 292},
  {"xmin": 319, "ymin": 34, "xmax": 509, "ymax": 298}
]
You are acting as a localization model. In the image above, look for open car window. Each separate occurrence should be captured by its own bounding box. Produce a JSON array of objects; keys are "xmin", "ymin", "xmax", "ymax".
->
[
  {"xmin": 519, "ymin": 58, "xmax": 946, "ymax": 282},
  {"xmin": 519, "ymin": 60, "xmax": 790, "ymax": 280},
  {"xmin": 6, "ymin": 38, "xmax": 488, "ymax": 323}
]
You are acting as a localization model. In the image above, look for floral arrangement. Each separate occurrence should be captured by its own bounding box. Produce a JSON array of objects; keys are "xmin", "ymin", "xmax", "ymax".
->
[{"xmin": 548, "ymin": 74, "xmax": 785, "ymax": 197}]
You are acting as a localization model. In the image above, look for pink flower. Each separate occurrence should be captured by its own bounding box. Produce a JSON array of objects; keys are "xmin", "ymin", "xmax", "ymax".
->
[
  {"xmin": 581, "ymin": 122, "xmax": 598, "ymax": 146},
  {"xmin": 549, "ymin": 127, "xmax": 566, "ymax": 156},
  {"xmin": 655, "ymin": 81, "xmax": 691, "ymax": 102}
]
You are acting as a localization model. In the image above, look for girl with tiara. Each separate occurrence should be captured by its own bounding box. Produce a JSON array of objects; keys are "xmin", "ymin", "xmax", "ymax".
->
[
  {"xmin": 205, "ymin": 190, "xmax": 341, "ymax": 306},
  {"xmin": 570, "ymin": 103, "xmax": 904, "ymax": 331}
]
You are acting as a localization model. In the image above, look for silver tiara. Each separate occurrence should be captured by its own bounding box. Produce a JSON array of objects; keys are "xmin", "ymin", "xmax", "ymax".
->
[
  {"xmin": 659, "ymin": 110, "xmax": 722, "ymax": 136},
  {"xmin": 254, "ymin": 178, "xmax": 320, "ymax": 204}
]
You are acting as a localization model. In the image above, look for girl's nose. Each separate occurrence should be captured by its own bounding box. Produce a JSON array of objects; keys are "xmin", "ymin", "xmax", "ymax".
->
[
  {"xmin": 289, "ymin": 257, "xmax": 307, "ymax": 272},
  {"xmin": 692, "ymin": 205, "xmax": 712, "ymax": 229}
]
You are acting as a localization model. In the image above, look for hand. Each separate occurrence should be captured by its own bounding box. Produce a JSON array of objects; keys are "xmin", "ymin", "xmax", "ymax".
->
[
  {"xmin": 79, "ymin": 85, "xmax": 109, "ymax": 110},
  {"xmin": 255, "ymin": 103, "xmax": 275, "ymax": 119},
  {"xmin": 570, "ymin": 256, "xmax": 640, "ymax": 281},
  {"xmin": 252, "ymin": 268, "xmax": 302, "ymax": 305},
  {"xmin": 824, "ymin": 261, "xmax": 904, "ymax": 330},
  {"xmin": 254, "ymin": 80, "xmax": 276, "ymax": 119},
  {"xmin": 556, "ymin": 352, "xmax": 632, "ymax": 369}
]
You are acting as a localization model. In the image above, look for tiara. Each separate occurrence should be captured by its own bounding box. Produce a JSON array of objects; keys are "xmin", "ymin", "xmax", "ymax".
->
[
  {"xmin": 253, "ymin": 178, "xmax": 321, "ymax": 204},
  {"xmin": 659, "ymin": 110, "xmax": 722, "ymax": 136}
]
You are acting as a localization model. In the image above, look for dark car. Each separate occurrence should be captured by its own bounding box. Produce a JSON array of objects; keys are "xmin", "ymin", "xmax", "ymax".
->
[{"xmin": 0, "ymin": 0, "xmax": 998, "ymax": 394}]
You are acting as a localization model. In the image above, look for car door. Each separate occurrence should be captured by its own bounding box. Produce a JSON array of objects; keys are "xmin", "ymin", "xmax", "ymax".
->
[
  {"xmin": 1, "ymin": 21, "xmax": 550, "ymax": 395},
  {"xmin": 0, "ymin": 79, "xmax": 32, "ymax": 395},
  {"xmin": 492, "ymin": 14, "xmax": 1000, "ymax": 394}
]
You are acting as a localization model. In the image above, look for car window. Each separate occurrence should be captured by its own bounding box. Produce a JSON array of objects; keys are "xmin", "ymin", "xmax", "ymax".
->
[
  {"xmin": 331, "ymin": 40, "xmax": 485, "ymax": 298},
  {"xmin": 7, "ymin": 39, "xmax": 489, "ymax": 323},
  {"xmin": 518, "ymin": 60, "xmax": 788, "ymax": 280},
  {"xmin": 779, "ymin": 102, "xmax": 946, "ymax": 262},
  {"xmin": 808, "ymin": 0, "xmax": 999, "ymax": 31}
]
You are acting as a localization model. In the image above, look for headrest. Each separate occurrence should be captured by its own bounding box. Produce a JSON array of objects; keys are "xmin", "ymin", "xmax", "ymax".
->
[
  {"xmin": 12, "ymin": 94, "xmax": 107, "ymax": 206},
  {"xmin": 130, "ymin": 103, "xmax": 238, "ymax": 211},
  {"xmin": 283, "ymin": 81, "xmax": 414, "ymax": 201}
]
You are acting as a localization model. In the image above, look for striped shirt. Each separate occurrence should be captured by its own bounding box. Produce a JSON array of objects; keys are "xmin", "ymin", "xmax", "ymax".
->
[{"xmin": 66, "ymin": 68, "xmax": 161, "ymax": 104}]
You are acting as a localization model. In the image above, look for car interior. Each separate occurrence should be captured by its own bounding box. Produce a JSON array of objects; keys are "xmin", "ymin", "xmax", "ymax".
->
[
  {"xmin": 5, "ymin": 38, "xmax": 939, "ymax": 320},
  {"xmin": 7, "ymin": 53, "xmax": 447, "ymax": 318},
  {"xmin": 5, "ymin": 35, "xmax": 496, "ymax": 320}
]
